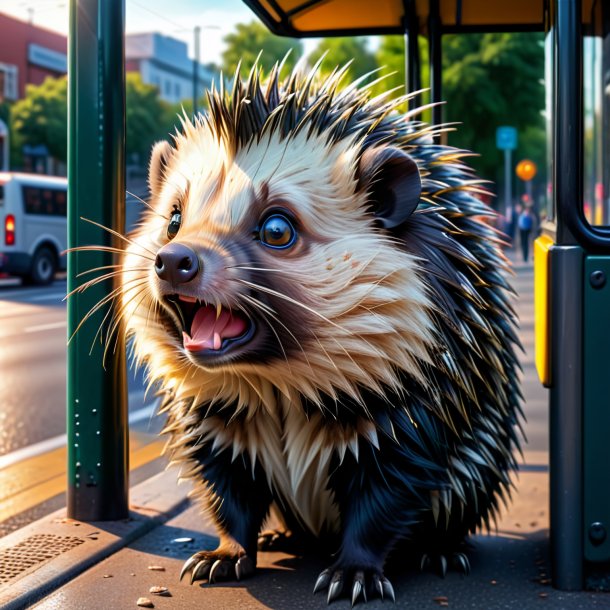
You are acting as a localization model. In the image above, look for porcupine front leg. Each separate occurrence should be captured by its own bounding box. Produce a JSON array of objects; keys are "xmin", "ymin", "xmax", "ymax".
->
[
  {"xmin": 180, "ymin": 441, "xmax": 273, "ymax": 585},
  {"xmin": 315, "ymin": 446, "xmax": 420, "ymax": 605},
  {"xmin": 313, "ymin": 403, "xmax": 453, "ymax": 607}
]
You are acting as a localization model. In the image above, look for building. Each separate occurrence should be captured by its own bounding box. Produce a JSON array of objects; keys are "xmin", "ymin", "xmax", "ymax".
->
[
  {"xmin": 0, "ymin": 12, "xmax": 67, "ymax": 172},
  {"xmin": 0, "ymin": 14, "xmax": 215, "ymax": 106},
  {"xmin": 126, "ymin": 32, "xmax": 214, "ymax": 104},
  {"xmin": 0, "ymin": 12, "xmax": 67, "ymax": 103},
  {"xmin": 0, "ymin": 13, "xmax": 214, "ymax": 172}
]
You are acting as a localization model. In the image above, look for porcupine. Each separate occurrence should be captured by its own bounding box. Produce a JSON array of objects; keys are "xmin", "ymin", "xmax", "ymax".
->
[{"xmin": 118, "ymin": 61, "xmax": 523, "ymax": 605}]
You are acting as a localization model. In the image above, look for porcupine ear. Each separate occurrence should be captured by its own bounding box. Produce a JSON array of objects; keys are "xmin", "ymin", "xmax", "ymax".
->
[
  {"xmin": 148, "ymin": 140, "xmax": 174, "ymax": 198},
  {"xmin": 357, "ymin": 146, "xmax": 422, "ymax": 229}
]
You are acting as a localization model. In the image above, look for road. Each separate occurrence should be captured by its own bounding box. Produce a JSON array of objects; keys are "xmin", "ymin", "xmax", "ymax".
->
[
  {"xmin": 0, "ymin": 276, "xmax": 167, "ymax": 536},
  {"xmin": 0, "ymin": 277, "xmax": 162, "ymax": 456},
  {"xmin": 0, "ymin": 185, "xmax": 166, "ymax": 535}
]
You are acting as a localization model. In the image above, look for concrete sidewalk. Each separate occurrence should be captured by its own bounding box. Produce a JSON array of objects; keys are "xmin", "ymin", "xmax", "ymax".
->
[{"xmin": 4, "ymin": 256, "xmax": 610, "ymax": 609}]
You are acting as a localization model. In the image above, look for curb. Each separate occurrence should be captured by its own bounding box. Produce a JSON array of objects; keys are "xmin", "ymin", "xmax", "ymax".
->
[{"xmin": 0, "ymin": 467, "xmax": 191, "ymax": 610}]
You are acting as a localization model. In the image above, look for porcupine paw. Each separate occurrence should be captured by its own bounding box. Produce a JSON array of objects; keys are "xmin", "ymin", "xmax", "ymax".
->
[
  {"xmin": 257, "ymin": 528, "xmax": 296, "ymax": 552},
  {"xmin": 180, "ymin": 550, "xmax": 255, "ymax": 584},
  {"xmin": 313, "ymin": 566, "xmax": 396, "ymax": 606},
  {"xmin": 419, "ymin": 551, "xmax": 471, "ymax": 577}
]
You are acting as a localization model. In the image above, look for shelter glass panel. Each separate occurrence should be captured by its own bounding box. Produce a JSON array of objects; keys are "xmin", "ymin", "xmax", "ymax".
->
[{"xmin": 583, "ymin": 0, "xmax": 610, "ymax": 226}]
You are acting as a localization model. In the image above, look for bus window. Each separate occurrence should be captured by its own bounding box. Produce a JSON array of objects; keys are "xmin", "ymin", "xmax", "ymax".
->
[
  {"xmin": 583, "ymin": 0, "xmax": 609, "ymax": 226},
  {"xmin": 54, "ymin": 189, "xmax": 67, "ymax": 216},
  {"xmin": 22, "ymin": 186, "xmax": 67, "ymax": 216},
  {"xmin": 23, "ymin": 186, "xmax": 42, "ymax": 214},
  {"xmin": 42, "ymin": 188, "xmax": 54, "ymax": 215}
]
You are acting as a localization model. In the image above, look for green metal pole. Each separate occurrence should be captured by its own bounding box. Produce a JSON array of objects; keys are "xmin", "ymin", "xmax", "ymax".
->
[{"xmin": 67, "ymin": 0, "xmax": 128, "ymax": 520}]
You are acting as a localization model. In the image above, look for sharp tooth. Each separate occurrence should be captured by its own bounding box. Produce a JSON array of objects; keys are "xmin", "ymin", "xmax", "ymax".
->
[
  {"xmin": 213, "ymin": 332, "xmax": 221, "ymax": 350},
  {"xmin": 216, "ymin": 301, "xmax": 222, "ymax": 320}
]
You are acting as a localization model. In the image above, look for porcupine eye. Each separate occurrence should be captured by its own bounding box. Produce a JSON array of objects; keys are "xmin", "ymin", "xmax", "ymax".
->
[
  {"xmin": 167, "ymin": 207, "xmax": 182, "ymax": 240},
  {"xmin": 259, "ymin": 213, "xmax": 296, "ymax": 249}
]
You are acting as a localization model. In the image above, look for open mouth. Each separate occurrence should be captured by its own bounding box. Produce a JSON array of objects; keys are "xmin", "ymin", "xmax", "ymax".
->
[{"xmin": 165, "ymin": 295, "xmax": 254, "ymax": 358}]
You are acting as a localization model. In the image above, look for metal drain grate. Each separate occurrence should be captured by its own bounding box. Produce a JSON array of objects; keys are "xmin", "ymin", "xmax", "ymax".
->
[{"xmin": 0, "ymin": 533, "xmax": 85, "ymax": 585}]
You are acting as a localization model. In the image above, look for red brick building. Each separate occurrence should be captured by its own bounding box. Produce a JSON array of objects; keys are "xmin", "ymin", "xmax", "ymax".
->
[{"xmin": 0, "ymin": 12, "xmax": 67, "ymax": 101}]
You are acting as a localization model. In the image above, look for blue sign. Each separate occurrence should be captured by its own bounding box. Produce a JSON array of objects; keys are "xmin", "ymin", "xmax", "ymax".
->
[
  {"xmin": 496, "ymin": 126, "xmax": 518, "ymax": 151},
  {"xmin": 28, "ymin": 44, "xmax": 67, "ymax": 74}
]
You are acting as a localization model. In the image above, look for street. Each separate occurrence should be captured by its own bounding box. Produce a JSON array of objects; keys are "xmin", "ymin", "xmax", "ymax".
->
[
  {"xmin": 0, "ymin": 252, "xmax": 166, "ymax": 536},
  {"xmin": 0, "ymin": 182, "xmax": 153, "ymax": 457},
  {"xmin": 0, "ymin": 279, "xmax": 69, "ymax": 455},
  {"xmin": 0, "ymin": 277, "xmax": 163, "ymax": 455}
]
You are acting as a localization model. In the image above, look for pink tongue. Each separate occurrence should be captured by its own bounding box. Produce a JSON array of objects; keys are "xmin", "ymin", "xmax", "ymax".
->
[{"xmin": 183, "ymin": 305, "xmax": 247, "ymax": 352}]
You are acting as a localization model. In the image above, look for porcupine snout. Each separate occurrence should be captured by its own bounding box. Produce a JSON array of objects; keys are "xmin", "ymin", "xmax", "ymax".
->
[{"xmin": 154, "ymin": 242, "xmax": 200, "ymax": 285}]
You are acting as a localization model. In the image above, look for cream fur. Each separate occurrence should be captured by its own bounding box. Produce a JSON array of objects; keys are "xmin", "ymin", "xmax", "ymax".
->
[{"xmin": 122, "ymin": 110, "xmax": 436, "ymax": 533}]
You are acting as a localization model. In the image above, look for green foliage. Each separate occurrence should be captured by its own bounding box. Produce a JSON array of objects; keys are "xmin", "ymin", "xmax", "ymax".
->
[
  {"xmin": 375, "ymin": 36, "xmax": 405, "ymax": 95},
  {"xmin": 369, "ymin": 33, "xmax": 545, "ymax": 190},
  {"xmin": 374, "ymin": 35, "xmax": 430, "ymax": 113},
  {"xmin": 9, "ymin": 73, "xmax": 182, "ymax": 169},
  {"xmin": 308, "ymin": 37, "xmax": 377, "ymax": 83},
  {"xmin": 125, "ymin": 73, "xmax": 174, "ymax": 165},
  {"xmin": 11, "ymin": 76, "xmax": 67, "ymax": 162},
  {"xmin": 442, "ymin": 33, "xmax": 545, "ymax": 183},
  {"xmin": 221, "ymin": 21, "xmax": 303, "ymax": 78}
]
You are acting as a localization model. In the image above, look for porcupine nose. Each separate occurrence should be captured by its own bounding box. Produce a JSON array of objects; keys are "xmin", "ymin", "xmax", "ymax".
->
[{"xmin": 154, "ymin": 243, "xmax": 200, "ymax": 284}]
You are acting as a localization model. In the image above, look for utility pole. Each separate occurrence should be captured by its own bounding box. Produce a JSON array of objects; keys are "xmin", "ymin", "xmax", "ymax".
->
[
  {"xmin": 496, "ymin": 126, "xmax": 518, "ymax": 238},
  {"xmin": 193, "ymin": 26, "xmax": 201, "ymax": 118}
]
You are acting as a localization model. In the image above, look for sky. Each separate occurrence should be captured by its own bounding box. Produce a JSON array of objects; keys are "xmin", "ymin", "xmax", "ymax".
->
[{"xmin": 0, "ymin": 0, "xmax": 319, "ymax": 66}]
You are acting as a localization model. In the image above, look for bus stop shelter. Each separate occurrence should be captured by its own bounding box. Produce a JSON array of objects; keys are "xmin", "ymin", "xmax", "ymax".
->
[{"xmin": 0, "ymin": 0, "xmax": 607, "ymax": 607}]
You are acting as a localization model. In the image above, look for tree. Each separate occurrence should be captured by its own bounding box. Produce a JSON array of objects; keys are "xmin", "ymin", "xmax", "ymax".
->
[
  {"xmin": 221, "ymin": 21, "xmax": 303, "ymax": 78},
  {"xmin": 374, "ymin": 35, "xmax": 430, "ymax": 111},
  {"xmin": 307, "ymin": 37, "xmax": 377, "ymax": 83},
  {"xmin": 442, "ymin": 33, "xmax": 545, "ymax": 184},
  {"xmin": 10, "ymin": 73, "xmax": 184, "ymax": 170},
  {"xmin": 11, "ymin": 76, "xmax": 67, "ymax": 163},
  {"xmin": 125, "ymin": 72, "xmax": 174, "ymax": 165},
  {"xmin": 371, "ymin": 33, "xmax": 546, "ymax": 189}
]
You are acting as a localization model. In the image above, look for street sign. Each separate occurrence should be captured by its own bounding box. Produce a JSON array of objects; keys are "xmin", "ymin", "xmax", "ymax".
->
[
  {"xmin": 516, "ymin": 159, "xmax": 537, "ymax": 181},
  {"xmin": 496, "ymin": 126, "xmax": 518, "ymax": 150}
]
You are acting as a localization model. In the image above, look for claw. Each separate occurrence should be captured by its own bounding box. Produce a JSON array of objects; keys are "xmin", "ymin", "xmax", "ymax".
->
[
  {"xmin": 351, "ymin": 571, "xmax": 366, "ymax": 607},
  {"xmin": 314, "ymin": 569, "xmax": 332, "ymax": 594},
  {"xmin": 327, "ymin": 570, "xmax": 343, "ymax": 604},
  {"xmin": 209, "ymin": 559, "xmax": 228, "ymax": 583},
  {"xmin": 180, "ymin": 556, "xmax": 199, "ymax": 582},
  {"xmin": 454, "ymin": 552, "xmax": 471, "ymax": 576},
  {"xmin": 381, "ymin": 577, "xmax": 395, "ymax": 603},
  {"xmin": 439, "ymin": 555, "xmax": 447, "ymax": 578},
  {"xmin": 235, "ymin": 555, "xmax": 255, "ymax": 581},
  {"xmin": 190, "ymin": 559, "xmax": 211, "ymax": 584},
  {"xmin": 315, "ymin": 566, "xmax": 393, "ymax": 604},
  {"xmin": 420, "ymin": 553, "xmax": 430, "ymax": 572}
]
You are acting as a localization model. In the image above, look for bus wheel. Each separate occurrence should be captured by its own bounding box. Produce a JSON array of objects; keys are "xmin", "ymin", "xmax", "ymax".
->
[{"xmin": 27, "ymin": 247, "xmax": 57, "ymax": 286}]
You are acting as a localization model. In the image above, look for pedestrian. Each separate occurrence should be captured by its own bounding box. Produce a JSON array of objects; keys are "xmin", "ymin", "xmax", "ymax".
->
[{"xmin": 518, "ymin": 206, "xmax": 534, "ymax": 262}]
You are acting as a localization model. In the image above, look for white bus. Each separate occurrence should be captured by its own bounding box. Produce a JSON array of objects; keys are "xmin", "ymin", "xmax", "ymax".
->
[{"xmin": 0, "ymin": 172, "xmax": 67, "ymax": 285}]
